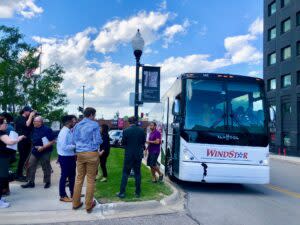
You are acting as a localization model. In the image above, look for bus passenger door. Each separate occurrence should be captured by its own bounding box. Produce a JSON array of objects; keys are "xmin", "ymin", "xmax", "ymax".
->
[{"xmin": 171, "ymin": 96, "xmax": 181, "ymax": 177}]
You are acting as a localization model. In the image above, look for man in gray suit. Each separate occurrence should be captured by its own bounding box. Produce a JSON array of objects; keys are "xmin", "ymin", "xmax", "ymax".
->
[{"xmin": 117, "ymin": 117, "xmax": 146, "ymax": 198}]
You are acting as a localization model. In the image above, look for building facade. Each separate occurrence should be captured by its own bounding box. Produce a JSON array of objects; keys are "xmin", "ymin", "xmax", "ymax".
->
[{"xmin": 264, "ymin": 0, "xmax": 300, "ymax": 155}]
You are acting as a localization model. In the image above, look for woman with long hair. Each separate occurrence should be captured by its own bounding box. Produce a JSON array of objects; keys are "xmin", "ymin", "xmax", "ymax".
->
[
  {"xmin": 0, "ymin": 118, "xmax": 25, "ymax": 208},
  {"xmin": 97, "ymin": 124, "xmax": 110, "ymax": 182}
]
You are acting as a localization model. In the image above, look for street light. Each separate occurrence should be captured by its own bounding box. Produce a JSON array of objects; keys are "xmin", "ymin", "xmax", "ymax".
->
[{"xmin": 131, "ymin": 29, "xmax": 145, "ymax": 122}]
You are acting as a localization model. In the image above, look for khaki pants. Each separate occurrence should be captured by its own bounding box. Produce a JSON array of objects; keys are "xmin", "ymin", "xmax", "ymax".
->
[{"xmin": 72, "ymin": 152, "xmax": 99, "ymax": 209}]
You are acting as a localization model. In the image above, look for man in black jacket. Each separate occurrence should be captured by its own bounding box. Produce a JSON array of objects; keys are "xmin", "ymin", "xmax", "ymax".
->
[
  {"xmin": 15, "ymin": 106, "xmax": 35, "ymax": 181},
  {"xmin": 117, "ymin": 117, "xmax": 146, "ymax": 198}
]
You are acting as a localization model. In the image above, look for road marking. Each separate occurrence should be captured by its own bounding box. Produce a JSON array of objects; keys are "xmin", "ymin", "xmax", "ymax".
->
[{"xmin": 266, "ymin": 184, "xmax": 300, "ymax": 199}]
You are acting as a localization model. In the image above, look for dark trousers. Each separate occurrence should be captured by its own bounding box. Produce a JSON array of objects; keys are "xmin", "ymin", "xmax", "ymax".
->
[
  {"xmin": 120, "ymin": 156, "xmax": 142, "ymax": 195},
  {"xmin": 100, "ymin": 153, "xmax": 109, "ymax": 178},
  {"xmin": 27, "ymin": 152, "xmax": 52, "ymax": 183},
  {"xmin": 0, "ymin": 178, "xmax": 5, "ymax": 200},
  {"xmin": 0, "ymin": 156, "xmax": 9, "ymax": 200},
  {"xmin": 58, "ymin": 155, "xmax": 76, "ymax": 198},
  {"xmin": 17, "ymin": 141, "xmax": 31, "ymax": 177}
]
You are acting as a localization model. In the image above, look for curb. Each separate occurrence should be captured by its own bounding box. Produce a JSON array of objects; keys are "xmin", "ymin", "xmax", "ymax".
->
[
  {"xmin": 95, "ymin": 179, "xmax": 183, "ymax": 216},
  {"xmin": 0, "ymin": 179, "xmax": 184, "ymax": 225}
]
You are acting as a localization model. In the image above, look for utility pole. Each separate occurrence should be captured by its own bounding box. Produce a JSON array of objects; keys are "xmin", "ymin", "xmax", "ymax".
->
[{"xmin": 82, "ymin": 85, "xmax": 85, "ymax": 110}]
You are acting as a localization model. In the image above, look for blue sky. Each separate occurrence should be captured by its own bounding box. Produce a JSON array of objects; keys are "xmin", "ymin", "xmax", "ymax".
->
[{"xmin": 0, "ymin": 0, "xmax": 263, "ymax": 118}]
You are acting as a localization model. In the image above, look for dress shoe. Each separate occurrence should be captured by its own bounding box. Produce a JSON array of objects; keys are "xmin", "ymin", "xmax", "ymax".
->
[
  {"xmin": 60, "ymin": 196, "xmax": 72, "ymax": 202},
  {"xmin": 116, "ymin": 192, "xmax": 125, "ymax": 199},
  {"xmin": 44, "ymin": 182, "xmax": 51, "ymax": 189},
  {"xmin": 86, "ymin": 200, "xmax": 97, "ymax": 213},
  {"xmin": 21, "ymin": 182, "xmax": 35, "ymax": 188},
  {"xmin": 73, "ymin": 202, "xmax": 83, "ymax": 210}
]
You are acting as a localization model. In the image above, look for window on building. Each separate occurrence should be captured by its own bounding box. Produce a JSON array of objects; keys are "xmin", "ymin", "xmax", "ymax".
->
[
  {"xmin": 297, "ymin": 11, "xmax": 300, "ymax": 26},
  {"xmin": 268, "ymin": 26, "xmax": 277, "ymax": 41},
  {"xmin": 282, "ymin": 102, "xmax": 292, "ymax": 115},
  {"xmin": 282, "ymin": 133, "xmax": 291, "ymax": 147},
  {"xmin": 268, "ymin": 78, "xmax": 276, "ymax": 90},
  {"xmin": 297, "ymin": 41, "xmax": 300, "ymax": 56},
  {"xmin": 297, "ymin": 71, "xmax": 300, "ymax": 85},
  {"xmin": 281, "ymin": 18, "xmax": 291, "ymax": 34},
  {"xmin": 281, "ymin": 74, "xmax": 291, "ymax": 88},
  {"xmin": 268, "ymin": 52, "xmax": 276, "ymax": 65},
  {"xmin": 281, "ymin": 0, "xmax": 290, "ymax": 8},
  {"xmin": 269, "ymin": 1, "xmax": 277, "ymax": 16},
  {"xmin": 281, "ymin": 46, "xmax": 291, "ymax": 61}
]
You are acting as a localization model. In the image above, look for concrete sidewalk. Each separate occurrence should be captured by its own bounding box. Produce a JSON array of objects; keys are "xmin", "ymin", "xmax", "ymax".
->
[
  {"xmin": 0, "ymin": 159, "xmax": 183, "ymax": 225},
  {"xmin": 270, "ymin": 153, "xmax": 300, "ymax": 165}
]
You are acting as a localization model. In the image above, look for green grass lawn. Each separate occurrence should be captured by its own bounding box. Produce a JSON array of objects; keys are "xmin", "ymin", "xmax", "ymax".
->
[{"xmin": 95, "ymin": 148, "xmax": 172, "ymax": 203}]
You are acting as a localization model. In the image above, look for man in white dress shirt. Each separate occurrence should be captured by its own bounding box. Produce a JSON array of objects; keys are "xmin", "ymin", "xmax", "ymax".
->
[{"xmin": 57, "ymin": 115, "xmax": 77, "ymax": 202}]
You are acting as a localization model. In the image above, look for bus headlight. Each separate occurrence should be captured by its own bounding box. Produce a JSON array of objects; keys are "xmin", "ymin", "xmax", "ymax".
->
[{"xmin": 183, "ymin": 148, "xmax": 196, "ymax": 161}]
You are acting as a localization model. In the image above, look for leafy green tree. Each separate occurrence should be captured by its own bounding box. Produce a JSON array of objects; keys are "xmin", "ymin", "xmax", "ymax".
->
[
  {"xmin": 0, "ymin": 25, "xmax": 68, "ymax": 119},
  {"xmin": 26, "ymin": 63, "xmax": 69, "ymax": 115},
  {"xmin": 0, "ymin": 25, "xmax": 33, "ymax": 112}
]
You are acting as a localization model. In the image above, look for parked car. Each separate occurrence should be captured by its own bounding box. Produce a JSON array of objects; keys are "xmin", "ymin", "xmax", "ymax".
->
[{"xmin": 109, "ymin": 129, "xmax": 123, "ymax": 146}]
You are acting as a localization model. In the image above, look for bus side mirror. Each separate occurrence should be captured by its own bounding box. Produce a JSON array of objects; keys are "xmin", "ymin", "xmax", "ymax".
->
[{"xmin": 172, "ymin": 99, "xmax": 180, "ymax": 116}]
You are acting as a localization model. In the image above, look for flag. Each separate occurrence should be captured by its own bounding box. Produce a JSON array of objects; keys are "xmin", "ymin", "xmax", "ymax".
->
[{"xmin": 25, "ymin": 68, "xmax": 36, "ymax": 78}]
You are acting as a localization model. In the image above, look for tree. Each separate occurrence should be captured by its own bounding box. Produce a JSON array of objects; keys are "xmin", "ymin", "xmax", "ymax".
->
[
  {"xmin": 0, "ymin": 25, "xmax": 33, "ymax": 113},
  {"xmin": 46, "ymin": 108, "xmax": 67, "ymax": 123},
  {"xmin": 26, "ymin": 63, "xmax": 69, "ymax": 115},
  {"xmin": 0, "ymin": 25, "xmax": 68, "ymax": 119}
]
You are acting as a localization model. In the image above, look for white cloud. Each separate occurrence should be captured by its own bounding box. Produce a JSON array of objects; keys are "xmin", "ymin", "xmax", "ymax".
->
[
  {"xmin": 93, "ymin": 11, "xmax": 169, "ymax": 54},
  {"xmin": 31, "ymin": 17, "xmax": 263, "ymax": 118},
  {"xmin": 33, "ymin": 27, "xmax": 97, "ymax": 70},
  {"xmin": 163, "ymin": 19, "xmax": 190, "ymax": 48},
  {"xmin": 224, "ymin": 34, "xmax": 262, "ymax": 64},
  {"xmin": 224, "ymin": 17, "xmax": 263, "ymax": 64},
  {"xmin": 159, "ymin": 55, "xmax": 229, "ymax": 95},
  {"xmin": 248, "ymin": 18, "xmax": 263, "ymax": 35},
  {"xmin": 248, "ymin": 70, "xmax": 262, "ymax": 77},
  {"xmin": 0, "ymin": 0, "xmax": 43, "ymax": 19},
  {"xmin": 158, "ymin": 0, "xmax": 167, "ymax": 10}
]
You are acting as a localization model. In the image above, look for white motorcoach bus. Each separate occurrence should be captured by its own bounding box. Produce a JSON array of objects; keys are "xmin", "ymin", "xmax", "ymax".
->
[{"xmin": 149, "ymin": 73, "xmax": 270, "ymax": 184}]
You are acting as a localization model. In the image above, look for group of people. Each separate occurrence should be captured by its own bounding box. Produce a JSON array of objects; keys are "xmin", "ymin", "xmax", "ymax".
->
[{"xmin": 0, "ymin": 106, "xmax": 163, "ymax": 213}]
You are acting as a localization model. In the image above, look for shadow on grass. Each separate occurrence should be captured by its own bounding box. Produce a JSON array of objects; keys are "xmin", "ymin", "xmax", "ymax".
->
[{"xmin": 95, "ymin": 148, "xmax": 172, "ymax": 203}]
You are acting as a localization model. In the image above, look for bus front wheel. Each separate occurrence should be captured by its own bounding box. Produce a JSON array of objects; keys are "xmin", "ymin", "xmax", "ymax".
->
[{"xmin": 166, "ymin": 150, "xmax": 176, "ymax": 181}]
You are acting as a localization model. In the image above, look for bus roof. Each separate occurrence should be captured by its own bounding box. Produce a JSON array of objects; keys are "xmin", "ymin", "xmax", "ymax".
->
[{"xmin": 179, "ymin": 73, "xmax": 263, "ymax": 83}]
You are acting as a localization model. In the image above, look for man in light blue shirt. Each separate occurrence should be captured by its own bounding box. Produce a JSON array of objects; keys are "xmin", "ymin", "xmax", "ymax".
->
[
  {"xmin": 72, "ymin": 107, "xmax": 102, "ymax": 213},
  {"xmin": 57, "ymin": 115, "xmax": 77, "ymax": 202}
]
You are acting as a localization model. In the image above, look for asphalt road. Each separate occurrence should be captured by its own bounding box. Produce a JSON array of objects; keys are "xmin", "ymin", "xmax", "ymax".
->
[
  {"xmin": 46, "ymin": 158, "xmax": 300, "ymax": 225},
  {"xmin": 179, "ymin": 158, "xmax": 300, "ymax": 225}
]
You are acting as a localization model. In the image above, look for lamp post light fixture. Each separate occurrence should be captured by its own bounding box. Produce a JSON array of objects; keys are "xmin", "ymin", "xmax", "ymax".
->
[{"xmin": 131, "ymin": 29, "xmax": 145, "ymax": 121}]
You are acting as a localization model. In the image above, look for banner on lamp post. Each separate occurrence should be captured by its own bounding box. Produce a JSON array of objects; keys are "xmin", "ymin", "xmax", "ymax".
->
[{"xmin": 141, "ymin": 66, "xmax": 160, "ymax": 103}]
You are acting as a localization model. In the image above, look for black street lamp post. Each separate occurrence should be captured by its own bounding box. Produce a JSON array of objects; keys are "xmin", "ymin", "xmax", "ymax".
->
[{"xmin": 131, "ymin": 29, "xmax": 145, "ymax": 121}]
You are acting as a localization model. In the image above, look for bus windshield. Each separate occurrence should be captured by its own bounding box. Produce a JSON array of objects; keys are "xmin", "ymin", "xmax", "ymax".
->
[{"xmin": 185, "ymin": 79, "xmax": 266, "ymax": 134}]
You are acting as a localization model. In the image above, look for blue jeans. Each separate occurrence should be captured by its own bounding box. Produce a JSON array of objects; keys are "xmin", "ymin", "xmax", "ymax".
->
[{"xmin": 58, "ymin": 155, "xmax": 76, "ymax": 198}]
